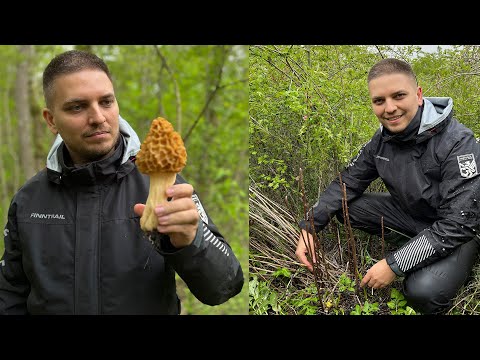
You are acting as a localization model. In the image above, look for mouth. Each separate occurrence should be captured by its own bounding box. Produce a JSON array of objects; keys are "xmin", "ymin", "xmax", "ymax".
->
[
  {"xmin": 84, "ymin": 130, "xmax": 111, "ymax": 141},
  {"xmin": 384, "ymin": 114, "xmax": 402, "ymax": 123},
  {"xmin": 85, "ymin": 130, "xmax": 110, "ymax": 138}
]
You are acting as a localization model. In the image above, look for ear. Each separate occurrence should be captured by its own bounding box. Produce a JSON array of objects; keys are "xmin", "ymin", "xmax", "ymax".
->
[
  {"xmin": 43, "ymin": 108, "xmax": 58, "ymax": 135},
  {"xmin": 416, "ymin": 86, "xmax": 423, "ymax": 106}
]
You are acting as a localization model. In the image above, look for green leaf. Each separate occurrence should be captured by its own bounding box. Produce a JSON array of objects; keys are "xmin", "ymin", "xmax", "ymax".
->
[
  {"xmin": 273, "ymin": 267, "xmax": 292, "ymax": 278},
  {"xmin": 387, "ymin": 301, "xmax": 396, "ymax": 309}
]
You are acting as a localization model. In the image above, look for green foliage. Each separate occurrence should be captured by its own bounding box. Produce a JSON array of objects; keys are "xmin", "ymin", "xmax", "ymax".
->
[
  {"xmin": 249, "ymin": 45, "xmax": 380, "ymax": 208},
  {"xmin": 247, "ymin": 268, "xmax": 292, "ymax": 315},
  {"xmin": 249, "ymin": 272, "xmax": 321, "ymax": 315},
  {"xmin": 273, "ymin": 267, "xmax": 292, "ymax": 278},
  {"xmin": 249, "ymin": 274, "xmax": 283, "ymax": 315},
  {"xmin": 387, "ymin": 288, "xmax": 417, "ymax": 315},
  {"xmin": 338, "ymin": 273, "xmax": 356, "ymax": 293},
  {"xmin": 350, "ymin": 300, "xmax": 380, "ymax": 315},
  {"xmin": 286, "ymin": 284, "xmax": 319, "ymax": 315}
]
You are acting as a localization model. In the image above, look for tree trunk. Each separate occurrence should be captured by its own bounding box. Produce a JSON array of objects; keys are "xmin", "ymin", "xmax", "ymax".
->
[
  {"xmin": 15, "ymin": 45, "xmax": 35, "ymax": 181},
  {"xmin": 28, "ymin": 47, "xmax": 47, "ymax": 172},
  {"xmin": 0, "ymin": 101, "xmax": 8, "ymax": 227},
  {"xmin": 4, "ymin": 77, "xmax": 19, "ymax": 194}
]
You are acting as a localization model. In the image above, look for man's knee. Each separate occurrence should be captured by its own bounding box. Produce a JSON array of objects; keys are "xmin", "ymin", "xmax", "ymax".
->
[{"xmin": 402, "ymin": 270, "xmax": 452, "ymax": 314}]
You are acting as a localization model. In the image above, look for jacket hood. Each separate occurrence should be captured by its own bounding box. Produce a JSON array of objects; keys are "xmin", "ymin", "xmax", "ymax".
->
[
  {"xmin": 46, "ymin": 115, "xmax": 141, "ymax": 172},
  {"xmin": 418, "ymin": 97, "xmax": 453, "ymax": 134}
]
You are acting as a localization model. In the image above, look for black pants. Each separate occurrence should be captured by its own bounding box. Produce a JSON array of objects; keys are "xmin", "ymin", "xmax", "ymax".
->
[{"xmin": 337, "ymin": 193, "xmax": 480, "ymax": 315}]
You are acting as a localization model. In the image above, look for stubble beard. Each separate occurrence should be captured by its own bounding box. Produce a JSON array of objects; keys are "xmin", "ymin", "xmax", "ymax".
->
[{"xmin": 81, "ymin": 131, "xmax": 120, "ymax": 163}]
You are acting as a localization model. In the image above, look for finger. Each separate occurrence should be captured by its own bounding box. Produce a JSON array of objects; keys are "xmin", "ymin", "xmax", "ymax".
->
[
  {"xmin": 295, "ymin": 250, "xmax": 313, "ymax": 272},
  {"xmin": 157, "ymin": 208, "xmax": 199, "ymax": 226},
  {"xmin": 167, "ymin": 183, "xmax": 194, "ymax": 199},
  {"xmin": 306, "ymin": 247, "xmax": 317, "ymax": 264},
  {"xmin": 360, "ymin": 274, "xmax": 369, "ymax": 287},
  {"xmin": 157, "ymin": 223, "xmax": 198, "ymax": 235},
  {"xmin": 299, "ymin": 237, "xmax": 316, "ymax": 264},
  {"xmin": 134, "ymin": 203, "xmax": 145, "ymax": 216},
  {"xmin": 376, "ymin": 283, "xmax": 385, "ymax": 289},
  {"xmin": 155, "ymin": 198, "xmax": 196, "ymax": 216},
  {"xmin": 368, "ymin": 278, "xmax": 377, "ymax": 288}
]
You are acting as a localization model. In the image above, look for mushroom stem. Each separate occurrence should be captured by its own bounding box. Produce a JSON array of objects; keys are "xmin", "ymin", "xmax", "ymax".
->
[{"xmin": 140, "ymin": 172, "xmax": 177, "ymax": 231}]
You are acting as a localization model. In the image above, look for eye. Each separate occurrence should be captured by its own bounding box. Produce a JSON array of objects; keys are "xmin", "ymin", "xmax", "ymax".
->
[
  {"xmin": 373, "ymin": 99, "xmax": 384, "ymax": 105},
  {"xmin": 101, "ymin": 98, "xmax": 115, "ymax": 107},
  {"xmin": 69, "ymin": 104, "xmax": 83, "ymax": 112}
]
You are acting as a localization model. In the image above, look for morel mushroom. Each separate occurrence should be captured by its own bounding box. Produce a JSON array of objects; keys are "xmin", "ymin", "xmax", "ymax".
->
[{"xmin": 135, "ymin": 117, "xmax": 187, "ymax": 231}]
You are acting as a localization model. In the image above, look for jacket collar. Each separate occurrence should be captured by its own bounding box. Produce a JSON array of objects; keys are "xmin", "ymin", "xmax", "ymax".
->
[
  {"xmin": 418, "ymin": 97, "xmax": 453, "ymax": 134},
  {"xmin": 53, "ymin": 136, "xmax": 124, "ymax": 186},
  {"xmin": 415, "ymin": 97, "xmax": 453, "ymax": 143},
  {"xmin": 380, "ymin": 97, "xmax": 453, "ymax": 144},
  {"xmin": 382, "ymin": 104, "xmax": 423, "ymax": 143}
]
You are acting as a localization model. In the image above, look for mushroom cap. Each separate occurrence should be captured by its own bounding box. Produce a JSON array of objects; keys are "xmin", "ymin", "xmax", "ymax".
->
[{"xmin": 135, "ymin": 117, "xmax": 187, "ymax": 173}]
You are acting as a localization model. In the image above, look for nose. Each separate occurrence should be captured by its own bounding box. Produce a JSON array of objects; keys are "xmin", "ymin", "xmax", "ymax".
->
[
  {"xmin": 88, "ymin": 103, "xmax": 107, "ymax": 125},
  {"xmin": 384, "ymin": 99, "xmax": 397, "ymax": 114}
]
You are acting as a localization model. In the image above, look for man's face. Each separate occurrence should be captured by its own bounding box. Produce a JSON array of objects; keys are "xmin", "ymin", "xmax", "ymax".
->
[
  {"xmin": 43, "ymin": 69, "xmax": 120, "ymax": 165},
  {"xmin": 368, "ymin": 73, "xmax": 423, "ymax": 133}
]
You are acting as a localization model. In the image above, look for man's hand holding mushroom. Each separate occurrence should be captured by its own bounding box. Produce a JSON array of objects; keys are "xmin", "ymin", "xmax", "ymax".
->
[
  {"xmin": 133, "ymin": 183, "xmax": 199, "ymax": 248},
  {"xmin": 133, "ymin": 117, "xmax": 197, "ymax": 248}
]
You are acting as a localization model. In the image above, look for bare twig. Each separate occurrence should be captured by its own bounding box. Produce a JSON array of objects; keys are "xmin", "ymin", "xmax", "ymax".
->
[
  {"xmin": 299, "ymin": 168, "xmax": 324, "ymax": 312},
  {"xmin": 381, "ymin": 216, "xmax": 385, "ymax": 259},
  {"xmin": 153, "ymin": 45, "xmax": 182, "ymax": 133},
  {"xmin": 183, "ymin": 80, "xmax": 248, "ymax": 143},
  {"xmin": 339, "ymin": 173, "xmax": 360, "ymax": 295}
]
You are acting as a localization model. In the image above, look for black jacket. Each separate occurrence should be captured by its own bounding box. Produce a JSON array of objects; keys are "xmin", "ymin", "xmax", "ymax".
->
[
  {"xmin": 300, "ymin": 97, "xmax": 480, "ymax": 276},
  {"xmin": 0, "ymin": 117, "xmax": 244, "ymax": 314}
]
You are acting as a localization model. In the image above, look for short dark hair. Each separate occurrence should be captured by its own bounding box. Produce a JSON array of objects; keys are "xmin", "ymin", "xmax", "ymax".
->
[
  {"xmin": 42, "ymin": 50, "xmax": 112, "ymax": 108},
  {"xmin": 367, "ymin": 58, "xmax": 417, "ymax": 85}
]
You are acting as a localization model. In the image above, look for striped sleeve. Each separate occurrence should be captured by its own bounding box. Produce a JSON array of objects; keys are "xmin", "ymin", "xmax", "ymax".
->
[
  {"xmin": 202, "ymin": 222, "xmax": 230, "ymax": 256},
  {"xmin": 393, "ymin": 234, "xmax": 436, "ymax": 273},
  {"xmin": 386, "ymin": 229, "xmax": 449, "ymax": 276}
]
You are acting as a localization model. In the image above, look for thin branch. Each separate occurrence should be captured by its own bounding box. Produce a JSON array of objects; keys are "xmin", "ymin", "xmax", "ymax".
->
[
  {"xmin": 249, "ymin": 49, "xmax": 301, "ymax": 87},
  {"xmin": 381, "ymin": 216, "xmax": 385, "ymax": 259},
  {"xmin": 339, "ymin": 173, "xmax": 360, "ymax": 295},
  {"xmin": 183, "ymin": 47, "xmax": 235, "ymax": 143},
  {"xmin": 425, "ymin": 72, "xmax": 480, "ymax": 93},
  {"xmin": 375, "ymin": 45, "xmax": 385, "ymax": 59},
  {"xmin": 154, "ymin": 45, "xmax": 182, "ymax": 133}
]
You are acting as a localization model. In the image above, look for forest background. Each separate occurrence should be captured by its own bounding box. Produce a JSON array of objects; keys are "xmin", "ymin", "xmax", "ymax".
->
[
  {"xmin": 0, "ymin": 44, "xmax": 248, "ymax": 315},
  {"xmin": 249, "ymin": 45, "xmax": 480, "ymax": 315}
]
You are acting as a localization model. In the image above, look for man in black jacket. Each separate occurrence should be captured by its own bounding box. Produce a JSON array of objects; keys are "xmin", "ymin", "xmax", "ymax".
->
[
  {"xmin": 296, "ymin": 58, "xmax": 480, "ymax": 314},
  {"xmin": 0, "ymin": 49, "xmax": 244, "ymax": 314}
]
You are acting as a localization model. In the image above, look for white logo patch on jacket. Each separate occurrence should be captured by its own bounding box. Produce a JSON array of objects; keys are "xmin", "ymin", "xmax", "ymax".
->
[
  {"xmin": 192, "ymin": 194, "xmax": 208, "ymax": 224},
  {"xmin": 457, "ymin": 154, "xmax": 478, "ymax": 178}
]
